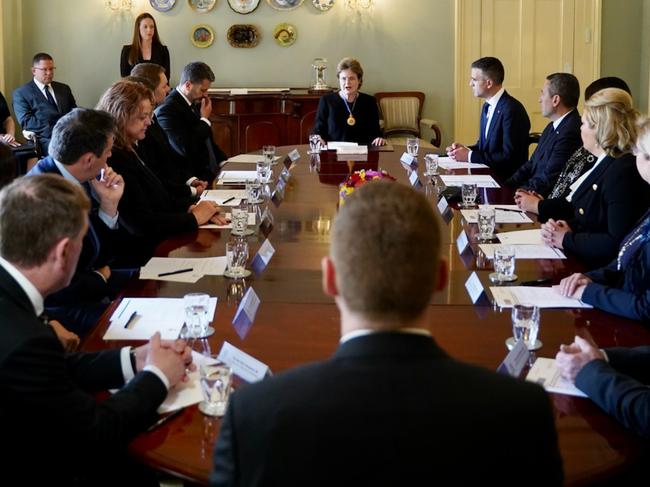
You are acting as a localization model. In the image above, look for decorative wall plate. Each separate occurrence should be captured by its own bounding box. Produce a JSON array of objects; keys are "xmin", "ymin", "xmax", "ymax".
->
[
  {"xmin": 311, "ymin": 0, "xmax": 334, "ymax": 11},
  {"xmin": 191, "ymin": 24, "xmax": 215, "ymax": 48},
  {"xmin": 188, "ymin": 0, "xmax": 217, "ymax": 13},
  {"xmin": 150, "ymin": 0, "xmax": 176, "ymax": 12},
  {"xmin": 227, "ymin": 0, "xmax": 260, "ymax": 14},
  {"xmin": 266, "ymin": 0, "xmax": 304, "ymax": 11},
  {"xmin": 227, "ymin": 24, "xmax": 261, "ymax": 48},
  {"xmin": 273, "ymin": 23, "xmax": 297, "ymax": 47}
]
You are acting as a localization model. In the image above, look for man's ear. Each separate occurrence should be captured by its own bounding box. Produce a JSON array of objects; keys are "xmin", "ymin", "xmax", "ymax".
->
[
  {"xmin": 50, "ymin": 237, "xmax": 71, "ymax": 271},
  {"xmin": 321, "ymin": 256, "xmax": 339, "ymax": 298},
  {"xmin": 79, "ymin": 152, "xmax": 95, "ymax": 172},
  {"xmin": 435, "ymin": 258, "xmax": 448, "ymax": 292}
]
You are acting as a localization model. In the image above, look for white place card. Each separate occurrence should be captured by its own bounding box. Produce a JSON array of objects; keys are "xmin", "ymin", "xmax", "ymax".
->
[
  {"xmin": 496, "ymin": 338, "xmax": 529, "ymax": 377},
  {"xmin": 280, "ymin": 167, "xmax": 291, "ymax": 182},
  {"xmin": 526, "ymin": 357, "xmax": 587, "ymax": 397},
  {"xmin": 437, "ymin": 196, "xmax": 449, "ymax": 214},
  {"xmin": 409, "ymin": 170, "xmax": 423, "ymax": 188},
  {"xmin": 287, "ymin": 148, "xmax": 301, "ymax": 162},
  {"xmin": 217, "ymin": 340, "xmax": 269, "ymax": 383},
  {"xmin": 400, "ymin": 152, "xmax": 417, "ymax": 168},
  {"xmin": 456, "ymin": 229, "xmax": 469, "ymax": 254},
  {"xmin": 232, "ymin": 287, "xmax": 261, "ymax": 340},
  {"xmin": 465, "ymin": 271, "xmax": 485, "ymax": 304},
  {"xmin": 251, "ymin": 239, "xmax": 275, "ymax": 275}
]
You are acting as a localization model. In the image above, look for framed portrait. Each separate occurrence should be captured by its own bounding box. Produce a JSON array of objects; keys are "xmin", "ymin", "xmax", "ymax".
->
[
  {"xmin": 227, "ymin": 0, "xmax": 260, "ymax": 14},
  {"xmin": 191, "ymin": 24, "xmax": 215, "ymax": 48},
  {"xmin": 266, "ymin": 0, "xmax": 304, "ymax": 11}
]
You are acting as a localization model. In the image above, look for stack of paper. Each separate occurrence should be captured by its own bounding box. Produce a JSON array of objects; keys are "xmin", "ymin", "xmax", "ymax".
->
[
  {"xmin": 461, "ymin": 205, "xmax": 533, "ymax": 224},
  {"xmin": 489, "ymin": 286, "xmax": 592, "ymax": 309},
  {"xmin": 336, "ymin": 145, "xmax": 368, "ymax": 155},
  {"xmin": 140, "ymin": 256, "xmax": 228, "ymax": 282},
  {"xmin": 479, "ymin": 244, "xmax": 565, "ymax": 259},
  {"xmin": 439, "ymin": 174, "xmax": 500, "ymax": 188},
  {"xmin": 526, "ymin": 358, "xmax": 588, "ymax": 397},
  {"xmin": 437, "ymin": 157, "xmax": 489, "ymax": 170},
  {"xmin": 325, "ymin": 141, "xmax": 358, "ymax": 150},
  {"xmin": 200, "ymin": 189, "xmax": 247, "ymax": 206},
  {"xmin": 217, "ymin": 171, "xmax": 258, "ymax": 184},
  {"xmin": 496, "ymin": 229, "xmax": 543, "ymax": 245}
]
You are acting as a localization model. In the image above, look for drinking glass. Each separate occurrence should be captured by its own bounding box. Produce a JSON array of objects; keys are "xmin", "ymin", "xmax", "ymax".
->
[
  {"xmin": 246, "ymin": 178, "xmax": 263, "ymax": 204},
  {"xmin": 198, "ymin": 359, "xmax": 233, "ymax": 417},
  {"xmin": 184, "ymin": 293, "xmax": 214, "ymax": 338},
  {"xmin": 511, "ymin": 304, "xmax": 541, "ymax": 350},
  {"xmin": 460, "ymin": 183, "xmax": 478, "ymax": 208},
  {"xmin": 477, "ymin": 207, "xmax": 496, "ymax": 241},
  {"xmin": 256, "ymin": 159, "xmax": 272, "ymax": 184},
  {"xmin": 224, "ymin": 238, "xmax": 251, "ymax": 278},
  {"xmin": 406, "ymin": 137, "xmax": 419, "ymax": 157},
  {"xmin": 262, "ymin": 145, "xmax": 276, "ymax": 165},
  {"xmin": 230, "ymin": 206, "xmax": 250, "ymax": 236},
  {"xmin": 424, "ymin": 154, "xmax": 439, "ymax": 175},
  {"xmin": 490, "ymin": 245, "xmax": 518, "ymax": 283},
  {"xmin": 308, "ymin": 134, "xmax": 321, "ymax": 154}
]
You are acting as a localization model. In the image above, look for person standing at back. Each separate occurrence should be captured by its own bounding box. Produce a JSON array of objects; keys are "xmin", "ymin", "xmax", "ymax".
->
[{"xmin": 120, "ymin": 12, "xmax": 170, "ymax": 79}]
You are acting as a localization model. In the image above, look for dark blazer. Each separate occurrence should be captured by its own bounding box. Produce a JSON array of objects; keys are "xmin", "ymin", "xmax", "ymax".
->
[
  {"xmin": 537, "ymin": 153, "xmax": 650, "ymax": 268},
  {"xmin": 576, "ymin": 347, "xmax": 650, "ymax": 438},
  {"xmin": 211, "ymin": 332, "xmax": 563, "ymax": 487},
  {"xmin": 12, "ymin": 80, "xmax": 76, "ymax": 153},
  {"xmin": 469, "ymin": 90, "xmax": 531, "ymax": 179},
  {"xmin": 506, "ymin": 109, "xmax": 582, "ymax": 196},
  {"xmin": 156, "ymin": 89, "xmax": 226, "ymax": 183},
  {"xmin": 107, "ymin": 145, "xmax": 197, "ymax": 243},
  {"xmin": 0, "ymin": 265, "xmax": 166, "ymax": 484},
  {"xmin": 311, "ymin": 91, "xmax": 382, "ymax": 145},
  {"xmin": 120, "ymin": 43, "xmax": 170, "ymax": 78}
]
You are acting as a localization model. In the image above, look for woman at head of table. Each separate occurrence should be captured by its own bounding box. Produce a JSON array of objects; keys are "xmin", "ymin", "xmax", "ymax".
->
[
  {"xmin": 120, "ymin": 12, "xmax": 170, "ymax": 79},
  {"xmin": 556, "ymin": 117, "xmax": 650, "ymax": 321},
  {"xmin": 311, "ymin": 57, "xmax": 386, "ymax": 147}
]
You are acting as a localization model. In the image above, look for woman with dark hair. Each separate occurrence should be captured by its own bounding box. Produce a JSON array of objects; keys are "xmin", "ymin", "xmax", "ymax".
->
[{"xmin": 120, "ymin": 13, "xmax": 170, "ymax": 78}]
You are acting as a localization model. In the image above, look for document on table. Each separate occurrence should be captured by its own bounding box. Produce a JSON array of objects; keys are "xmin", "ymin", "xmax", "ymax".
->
[
  {"xmin": 225, "ymin": 154, "xmax": 281, "ymax": 164},
  {"xmin": 200, "ymin": 212, "xmax": 255, "ymax": 229},
  {"xmin": 336, "ymin": 145, "xmax": 368, "ymax": 155},
  {"xmin": 461, "ymin": 205, "xmax": 532, "ymax": 224},
  {"xmin": 439, "ymin": 174, "xmax": 500, "ymax": 188},
  {"xmin": 217, "ymin": 171, "xmax": 258, "ymax": 184},
  {"xmin": 140, "ymin": 256, "xmax": 228, "ymax": 282},
  {"xmin": 489, "ymin": 286, "xmax": 592, "ymax": 309},
  {"xmin": 437, "ymin": 157, "xmax": 489, "ymax": 170},
  {"xmin": 103, "ymin": 297, "xmax": 218, "ymax": 340},
  {"xmin": 200, "ymin": 189, "xmax": 247, "ymax": 206},
  {"xmin": 158, "ymin": 352, "xmax": 217, "ymax": 414},
  {"xmin": 526, "ymin": 358, "xmax": 588, "ymax": 397},
  {"xmin": 479, "ymin": 244, "xmax": 565, "ymax": 259},
  {"xmin": 325, "ymin": 141, "xmax": 358, "ymax": 150},
  {"xmin": 497, "ymin": 229, "xmax": 543, "ymax": 245}
]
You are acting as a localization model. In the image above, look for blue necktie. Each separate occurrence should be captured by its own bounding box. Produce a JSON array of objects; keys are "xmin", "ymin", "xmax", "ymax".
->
[
  {"xmin": 479, "ymin": 102, "xmax": 489, "ymax": 148},
  {"xmin": 43, "ymin": 85, "xmax": 58, "ymax": 111}
]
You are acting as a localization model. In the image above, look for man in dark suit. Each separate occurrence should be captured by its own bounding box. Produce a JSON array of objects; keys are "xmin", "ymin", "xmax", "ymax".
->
[
  {"xmin": 12, "ymin": 52, "xmax": 77, "ymax": 154},
  {"xmin": 0, "ymin": 175, "xmax": 193, "ymax": 485},
  {"xmin": 556, "ymin": 336, "xmax": 650, "ymax": 438},
  {"xmin": 509, "ymin": 73, "xmax": 582, "ymax": 196},
  {"xmin": 156, "ymin": 61, "xmax": 227, "ymax": 183},
  {"xmin": 210, "ymin": 182, "xmax": 563, "ymax": 486},
  {"xmin": 446, "ymin": 56, "xmax": 531, "ymax": 179}
]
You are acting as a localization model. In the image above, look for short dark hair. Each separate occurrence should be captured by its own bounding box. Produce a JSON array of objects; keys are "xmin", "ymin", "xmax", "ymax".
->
[
  {"xmin": 124, "ymin": 75, "xmax": 156, "ymax": 92},
  {"xmin": 179, "ymin": 61, "xmax": 215, "ymax": 85},
  {"xmin": 0, "ymin": 144, "xmax": 16, "ymax": 189},
  {"xmin": 585, "ymin": 76, "xmax": 631, "ymax": 101},
  {"xmin": 546, "ymin": 73, "xmax": 580, "ymax": 109},
  {"xmin": 48, "ymin": 108, "xmax": 116, "ymax": 164},
  {"xmin": 130, "ymin": 62, "xmax": 165, "ymax": 90},
  {"xmin": 471, "ymin": 57, "xmax": 504, "ymax": 85},
  {"xmin": 32, "ymin": 52, "xmax": 53, "ymax": 66},
  {"xmin": 0, "ymin": 174, "xmax": 89, "ymax": 267}
]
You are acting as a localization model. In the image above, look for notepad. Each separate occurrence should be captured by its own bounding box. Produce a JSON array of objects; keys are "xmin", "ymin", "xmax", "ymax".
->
[
  {"xmin": 490, "ymin": 287, "xmax": 592, "ymax": 309},
  {"xmin": 526, "ymin": 358, "xmax": 588, "ymax": 397},
  {"xmin": 479, "ymin": 244, "xmax": 565, "ymax": 259},
  {"xmin": 217, "ymin": 171, "xmax": 258, "ymax": 184},
  {"xmin": 439, "ymin": 174, "xmax": 500, "ymax": 188},
  {"xmin": 437, "ymin": 157, "xmax": 489, "ymax": 170},
  {"xmin": 496, "ymin": 229, "xmax": 544, "ymax": 245}
]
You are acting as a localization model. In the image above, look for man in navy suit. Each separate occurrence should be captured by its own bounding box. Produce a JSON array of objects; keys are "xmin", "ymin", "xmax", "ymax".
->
[
  {"xmin": 211, "ymin": 182, "xmax": 563, "ymax": 487},
  {"xmin": 447, "ymin": 56, "xmax": 531, "ymax": 179},
  {"xmin": 509, "ymin": 73, "xmax": 582, "ymax": 196},
  {"xmin": 156, "ymin": 61, "xmax": 227, "ymax": 183},
  {"xmin": 12, "ymin": 52, "xmax": 77, "ymax": 154}
]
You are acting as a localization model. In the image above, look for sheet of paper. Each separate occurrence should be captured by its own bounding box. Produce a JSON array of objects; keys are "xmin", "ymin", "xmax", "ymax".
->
[
  {"xmin": 437, "ymin": 157, "xmax": 489, "ymax": 170},
  {"xmin": 200, "ymin": 212, "xmax": 256, "ymax": 229},
  {"xmin": 440, "ymin": 174, "xmax": 500, "ymax": 188},
  {"xmin": 490, "ymin": 287, "xmax": 592, "ymax": 309},
  {"xmin": 157, "ymin": 351, "xmax": 217, "ymax": 414},
  {"xmin": 497, "ymin": 229, "xmax": 543, "ymax": 245},
  {"xmin": 217, "ymin": 171, "xmax": 259, "ymax": 184},
  {"xmin": 479, "ymin": 244, "xmax": 565, "ymax": 259},
  {"xmin": 225, "ymin": 154, "xmax": 281, "ymax": 164},
  {"xmin": 140, "ymin": 257, "xmax": 227, "ymax": 281},
  {"xmin": 461, "ymin": 206, "xmax": 533, "ymax": 224},
  {"xmin": 526, "ymin": 357, "xmax": 588, "ymax": 397},
  {"xmin": 336, "ymin": 145, "xmax": 368, "ymax": 155},
  {"xmin": 326, "ymin": 141, "xmax": 358, "ymax": 150},
  {"xmin": 103, "ymin": 297, "xmax": 218, "ymax": 340}
]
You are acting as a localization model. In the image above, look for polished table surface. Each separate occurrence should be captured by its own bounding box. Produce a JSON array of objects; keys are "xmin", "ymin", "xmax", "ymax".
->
[{"xmin": 83, "ymin": 145, "xmax": 650, "ymax": 485}]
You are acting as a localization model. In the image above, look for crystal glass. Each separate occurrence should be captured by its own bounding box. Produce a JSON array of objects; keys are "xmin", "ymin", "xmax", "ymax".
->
[
  {"xmin": 224, "ymin": 238, "xmax": 251, "ymax": 278},
  {"xmin": 246, "ymin": 178, "xmax": 263, "ymax": 204},
  {"xmin": 490, "ymin": 245, "xmax": 517, "ymax": 283},
  {"xmin": 262, "ymin": 145, "xmax": 276, "ymax": 165},
  {"xmin": 230, "ymin": 206, "xmax": 249, "ymax": 236},
  {"xmin": 511, "ymin": 304, "xmax": 541, "ymax": 350},
  {"xmin": 256, "ymin": 159, "xmax": 272, "ymax": 184},
  {"xmin": 183, "ymin": 293, "xmax": 213, "ymax": 338},
  {"xmin": 424, "ymin": 154, "xmax": 439, "ymax": 175},
  {"xmin": 460, "ymin": 183, "xmax": 478, "ymax": 208},
  {"xmin": 406, "ymin": 137, "xmax": 419, "ymax": 157},
  {"xmin": 198, "ymin": 359, "xmax": 233, "ymax": 417},
  {"xmin": 477, "ymin": 207, "xmax": 496, "ymax": 241},
  {"xmin": 308, "ymin": 134, "xmax": 321, "ymax": 154}
]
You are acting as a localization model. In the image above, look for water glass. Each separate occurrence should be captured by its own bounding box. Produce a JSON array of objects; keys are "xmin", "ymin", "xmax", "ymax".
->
[
  {"xmin": 308, "ymin": 134, "xmax": 321, "ymax": 154},
  {"xmin": 406, "ymin": 137, "xmax": 419, "ymax": 157},
  {"xmin": 198, "ymin": 359, "xmax": 233, "ymax": 417},
  {"xmin": 424, "ymin": 154, "xmax": 439, "ymax": 175},
  {"xmin": 246, "ymin": 178, "xmax": 263, "ymax": 204},
  {"xmin": 461, "ymin": 183, "xmax": 478, "ymax": 208},
  {"xmin": 230, "ymin": 206, "xmax": 249, "ymax": 236},
  {"xmin": 224, "ymin": 238, "xmax": 250, "ymax": 278},
  {"xmin": 262, "ymin": 145, "xmax": 276, "ymax": 165},
  {"xmin": 493, "ymin": 245, "xmax": 517, "ymax": 282},
  {"xmin": 511, "ymin": 304, "xmax": 541, "ymax": 350},
  {"xmin": 184, "ymin": 293, "xmax": 210, "ymax": 339},
  {"xmin": 477, "ymin": 207, "xmax": 496, "ymax": 241},
  {"xmin": 256, "ymin": 159, "xmax": 272, "ymax": 184}
]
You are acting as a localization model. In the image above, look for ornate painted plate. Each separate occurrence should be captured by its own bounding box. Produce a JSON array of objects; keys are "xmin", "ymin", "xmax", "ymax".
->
[
  {"xmin": 266, "ymin": 0, "xmax": 304, "ymax": 11},
  {"xmin": 311, "ymin": 0, "xmax": 334, "ymax": 11},
  {"xmin": 150, "ymin": 0, "xmax": 176, "ymax": 12},
  {"xmin": 273, "ymin": 23, "xmax": 297, "ymax": 47},
  {"xmin": 188, "ymin": 0, "xmax": 217, "ymax": 13},
  {"xmin": 191, "ymin": 24, "xmax": 215, "ymax": 48},
  {"xmin": 227, "ymin": 0, "xmax": 260, "ymax": 14},
  {"xmin": 227, "ymin": 24, "xmax": 261, "ymax": 48}
]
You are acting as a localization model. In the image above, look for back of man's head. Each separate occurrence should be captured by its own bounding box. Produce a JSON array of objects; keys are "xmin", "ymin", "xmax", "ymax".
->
[
  {"xmin": 330, "ymin": 181, "xmax": 441, "ymax": 325},
  {"xmin": 546, "ymin": 73, "xmax": 580, "ymax": 109},
  {"xmin": 130, "ymin": 62, "xmax": 164, "ymax": 91},
  {"xmin": 49, "ymin": 108, "xmax": 116, "ymax": 165},
  {"xmin": 179, "ymin": 61, "xmax": 215, "ymax": 86},
  {"xmin": 32, "ymin": 52, "xmax": 53, "ymax": 66},
  {"xmin": 0, "ymin": 175, "xmax": 89, "ymax": 268},
  {"xmin": 471, "ymin": 57, "xmax": 505, "ymax": 85}
]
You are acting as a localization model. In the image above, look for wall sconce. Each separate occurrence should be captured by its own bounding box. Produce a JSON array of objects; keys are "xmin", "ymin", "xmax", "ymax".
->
[
  {"xmin": 105, "ymin": 0, "xmax": 133, "ymax": 11},
  {"xmin": 344, "ymin": 0, "xmax": 373, "ymax": 13}
]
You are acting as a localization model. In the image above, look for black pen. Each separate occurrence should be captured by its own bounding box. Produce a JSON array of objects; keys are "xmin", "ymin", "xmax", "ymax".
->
[
  {"xmin": 493, "ymin": 207, "xmax": 525, "ymax": 213},
  {"xmin": 123, "ymin": 310, "xmax": 137, "ymax": 329},
  {"xmin": 158, "ymin": 268, "xmax": 194, "ymax": 277},
  {"xmin": 222, "ymin": 196, "xmax": 235, "ymax": 204},
  {"xmin": 520, "ymin": 278, "xmax": 552, "ymax": 286},
  {"xmin": 146, "ymin": 408, "xmax": 185, "ymax": 432}
]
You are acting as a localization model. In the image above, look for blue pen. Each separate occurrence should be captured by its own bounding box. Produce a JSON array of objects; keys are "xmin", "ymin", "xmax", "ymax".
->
[{"xmin": 123, "ymin": 310, "xmax": 138, "ymax": 329}]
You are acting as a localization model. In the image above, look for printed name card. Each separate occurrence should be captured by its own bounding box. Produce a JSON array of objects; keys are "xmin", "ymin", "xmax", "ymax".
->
[
  {"xmin": 400, "ymin": 152, "xmax": 417, "ymax": 169},
  {"xmin": 287, "ymin": 148, "xmax": 301, "ymax": 162},
  {"xmin": 496, "ymin": 338, "xmax": 529, "ymax": 377},
  {"xmin": 217, "ymin": 341, "xmax": 270, "ymax": 383},
  {"xmin": 251, "ymin": 239, "xmax": 275, "ymax": 275},
  {"xmin": 456, "ymin": 229, "xmax": 469, "ymax": 254},
  {"xmin": 271, "ymin": 180, "xmax": 286, "ymax": 207},
  {"xmin": 259, "ymin": 207, "xmax": 274, "ymax": 236},
  {"xmin": 437, "ymin": 196, "xmax": 449, "ymax": 214},
  {"xmin": 464, "ymin": 271, "xmax": 485, "ymax": 304},
  {"xmin": 409, "ymin": 170, "xmax": 423, "ymax": 189},
  {"xmin": 280, "ymin": 167, "xmax": 291, "ymax": 182},
  {"xmin": 231, "ymin": 287, "xmax": 261, "ymax": 340}
]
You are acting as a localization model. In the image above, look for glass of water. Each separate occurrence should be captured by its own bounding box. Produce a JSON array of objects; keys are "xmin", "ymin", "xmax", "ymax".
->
[
  {"xmin": 198, "ymin": 358, "xmax": 233, "ymax": 417},
  {"xmin": 230, "ymin": 206, "xmax": 250, "ymax": 236},
  {"xmin": 224, "ymin": 237, "xmax": 251, "ymax": 278},
  {"xmin": 308, "ymin": 134, "xmax": 321, "ymax": 154},
  {"xmin": 262, "ymin": 145, "xmax": 276, "ymax": 165},
  {"xmin": 184, "ymin": 293, "xmax": 214, "ymax": 338},
  {"xmin": 406, "ymin": 137, "xmax": 419, "ymax": 157},
  {"xmin": 490, "ymin": 245, "xmax": 518, "ymax": 283},
  {"xmin": 477, "ymin": 207, "xmax": 496, "ymax": 242},
  {"xmin": 460, "ymin": 183, "xmax": 478, "ymax": 208},
  {"xmin": 246, "ymin": 178, "xmax": 263, "ymax": 204},
  {"xmin": 256, "ymin": 159, "xmax": 272, "ymax": 184},
  {"xmin": 424, "ymin": 154, "xmax": 439, "ymax": 175},
  {"xmin": 511, "ymin": 304, "xmax": 541, "ymax": 350}
]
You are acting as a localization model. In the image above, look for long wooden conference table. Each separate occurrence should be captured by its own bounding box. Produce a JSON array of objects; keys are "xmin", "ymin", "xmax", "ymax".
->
[{"xmin": 83, "ymin": 145, "xmax": 650, "ymax": 485}]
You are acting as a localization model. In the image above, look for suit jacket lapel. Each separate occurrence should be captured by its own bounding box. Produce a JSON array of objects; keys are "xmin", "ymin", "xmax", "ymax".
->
[
  {"xmin": 29, "ymin": 80, "xmax": 48, "ymax": 103},
  {"xmin": 571, "ymin": 156, "xmax": 614, "ymax": 201},
  {"xmin": 487, "ymin": 92, "xmax": 508, "ymax": 144}
]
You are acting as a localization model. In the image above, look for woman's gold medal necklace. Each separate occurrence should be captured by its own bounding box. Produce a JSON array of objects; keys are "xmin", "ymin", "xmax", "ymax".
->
[{"xmin": 343, "ymin": 94, "xmax": 358, "ymax": 126}]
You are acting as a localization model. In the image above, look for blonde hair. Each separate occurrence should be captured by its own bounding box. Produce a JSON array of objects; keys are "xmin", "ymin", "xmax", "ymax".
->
[
  {"xmin": 637, "ymin": 116, "xmax": 650, "ymax": 158},
  {"xmin": 336, "ymin": 57, "xmax": 364, "ymax": 87},
  {"xmin": 584, "ymin": 88, "xmax": 638, "ymax": 157}
]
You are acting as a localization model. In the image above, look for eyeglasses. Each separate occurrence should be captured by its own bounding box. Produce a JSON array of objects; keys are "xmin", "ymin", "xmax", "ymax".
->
[{"xmin": 34, "ymin": 67, "xmax": 56, "ymax": 72}]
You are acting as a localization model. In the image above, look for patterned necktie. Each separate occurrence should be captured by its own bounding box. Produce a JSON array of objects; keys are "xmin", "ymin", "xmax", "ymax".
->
[
  {"xmin": 43, "ymin": 84, "xmax": 58, "ymax": 110},
  {"xmin": 479, "ymin": 102, "xmax": 490, "ymax": 148}
]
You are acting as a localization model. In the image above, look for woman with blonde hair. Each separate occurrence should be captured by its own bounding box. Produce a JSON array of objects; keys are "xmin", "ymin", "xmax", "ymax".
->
[
  {"xmin": 536, "ymin": 88, "xmax": 649, "ymax": 268},
  {"xmin": 120, "ymin": 12, "xmax": 170, "ymax": 78}
]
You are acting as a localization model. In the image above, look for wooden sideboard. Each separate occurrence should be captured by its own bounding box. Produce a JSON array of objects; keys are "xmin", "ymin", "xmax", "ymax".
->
[{"xmin": 207, "ymin": 88, "xmax": 329, "ymax": 156}]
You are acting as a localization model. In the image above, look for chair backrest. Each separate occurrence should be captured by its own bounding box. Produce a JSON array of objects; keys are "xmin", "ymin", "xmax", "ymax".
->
[{"xmin": 374, "ymin": 91, "xmax": 425, "ymax": 138}]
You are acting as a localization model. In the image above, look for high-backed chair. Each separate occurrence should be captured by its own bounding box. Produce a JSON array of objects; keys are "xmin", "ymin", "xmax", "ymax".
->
[{"xmin": 374, "ymin": 91, "xmax": 442, "ymax": 149}]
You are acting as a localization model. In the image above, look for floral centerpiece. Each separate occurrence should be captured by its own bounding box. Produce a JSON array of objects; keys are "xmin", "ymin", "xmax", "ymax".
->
[{"xmin": 338, "ymin": 169, "xmax": 396, "ymax": 207}]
